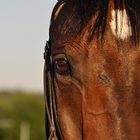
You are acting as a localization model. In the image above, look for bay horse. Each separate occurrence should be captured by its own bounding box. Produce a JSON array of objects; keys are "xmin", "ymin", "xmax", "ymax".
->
[{"xmin": 44, "ymin": 0, "xmax": 140, "ymax": 140}]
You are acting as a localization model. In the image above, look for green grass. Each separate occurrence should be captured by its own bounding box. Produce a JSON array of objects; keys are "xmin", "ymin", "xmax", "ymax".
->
[{"xmin": 0, "ymin": 91, "xmax": 45, "ymax": 140}]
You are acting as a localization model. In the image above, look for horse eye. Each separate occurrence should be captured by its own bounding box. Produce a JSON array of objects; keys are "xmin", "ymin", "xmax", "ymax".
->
[{"xmin": 54, "ymin": 58, "xmax": 71, "ymax": 76}]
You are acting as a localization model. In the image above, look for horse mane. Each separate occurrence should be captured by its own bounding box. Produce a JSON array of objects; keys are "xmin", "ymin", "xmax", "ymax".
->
[{"xmin": 50, "ymin": 0, "xmax": 140, "ymax": 45}]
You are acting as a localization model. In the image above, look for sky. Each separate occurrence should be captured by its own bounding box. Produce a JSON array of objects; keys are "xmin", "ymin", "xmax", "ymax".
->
[{"xmin": 0, "ymin": 0, "xmax": 57, "ymax": 92}]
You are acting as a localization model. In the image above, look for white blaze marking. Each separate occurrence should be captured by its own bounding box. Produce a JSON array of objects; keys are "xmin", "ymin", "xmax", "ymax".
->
[
  {"xmin": 54, "ymin": 2, "xmax": 66, "ymax": 20},
  {"xmin": 110, "ymin": 9, "xmax": 132, "ymax": 40}
]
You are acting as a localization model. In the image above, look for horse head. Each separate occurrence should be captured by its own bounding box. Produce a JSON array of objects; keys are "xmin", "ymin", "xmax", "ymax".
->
[{"xmin": 44, "ymin": 0, "xmax": 140, "ymax": 139}]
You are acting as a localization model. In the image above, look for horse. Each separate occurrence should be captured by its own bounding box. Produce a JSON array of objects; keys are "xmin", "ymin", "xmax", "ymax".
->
[{"xmin": 44, "ymin": 0, "xmax": 140, "ymax": 140}]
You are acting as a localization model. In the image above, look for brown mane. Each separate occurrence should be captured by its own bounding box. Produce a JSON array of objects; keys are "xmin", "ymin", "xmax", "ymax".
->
[{"xmin": 50, "ymin": 0, "xmax": 140, "ymax": 45}]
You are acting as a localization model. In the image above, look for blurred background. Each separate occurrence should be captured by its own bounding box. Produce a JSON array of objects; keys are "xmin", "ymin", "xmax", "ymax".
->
[{"xmin": 0, "ymin": 0, "xmax": 57, "ymax": 139}]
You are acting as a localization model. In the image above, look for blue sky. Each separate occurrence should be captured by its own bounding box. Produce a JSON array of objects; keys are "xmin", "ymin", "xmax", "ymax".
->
[{"xmin": 0, "ymin": 0, "xmax": 57, "ymax": 91}]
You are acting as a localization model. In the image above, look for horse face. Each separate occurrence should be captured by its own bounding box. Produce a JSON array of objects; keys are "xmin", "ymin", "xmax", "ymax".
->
[
  {"xmin": 49, "ymin": 1, "xmax": 140, "ymax": 140},
  {"xmin": 52, "ymin": 36, "xmax": 140, "ymax": 140}
]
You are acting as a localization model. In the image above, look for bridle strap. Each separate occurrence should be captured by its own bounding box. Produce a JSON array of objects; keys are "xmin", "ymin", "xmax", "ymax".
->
[{"xmin": 44, "ymin": 41, "xmax": 63, "ymax": 140}]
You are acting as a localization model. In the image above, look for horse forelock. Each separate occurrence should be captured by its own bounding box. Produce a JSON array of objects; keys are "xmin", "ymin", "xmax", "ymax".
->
[
  {"xmin": 110, "ymin": 9, "xmax": 132, "ymax": 40},
  {"xmin": 50, "ymin": 0, "xmax": 140, "ymax": 46}
]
